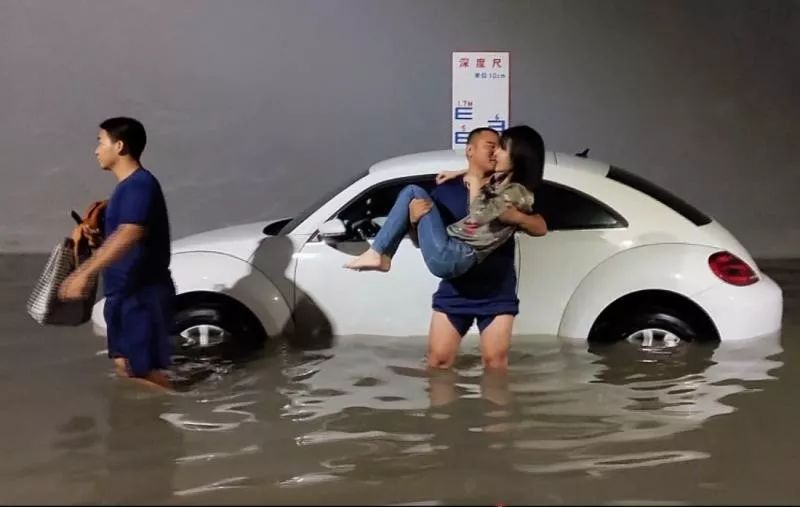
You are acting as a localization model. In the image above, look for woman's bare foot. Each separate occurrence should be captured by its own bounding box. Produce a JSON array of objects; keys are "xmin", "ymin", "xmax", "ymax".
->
[{"xmin": 344, "ymin": 248, "xmax": 392, "ymax": 272}]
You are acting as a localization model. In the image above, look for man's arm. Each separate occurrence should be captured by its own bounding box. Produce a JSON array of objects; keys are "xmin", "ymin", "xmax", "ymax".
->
[
  {"xmin": 77, "ymin": 224, "xmax": 146, "ymax": 278},
  {"xmin": 435, "ymin": 169, "xmax": 467, "ymax": 185},
  {"xmin": 82, "ymin": 178, "xmax": 155, "ymax": 276},
  {"xmin": 499, "ymin": 207, "xmax": 548, "ymax": 236},
  {"xmin": 60, "ymin": 178, "xmax": 158, "ymax": 300},
  {"xmin": 59, "ymin": 223, "xmax": 146, "ymax": 300}
]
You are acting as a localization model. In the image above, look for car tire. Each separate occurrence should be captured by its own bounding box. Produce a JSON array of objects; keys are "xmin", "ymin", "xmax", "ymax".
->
[
  {"xmin": 172, "ymin": 301, "xmax": 266, "ymax": 360},
  {"xmin": 591, "ymin": 304, "xmax": 705, "ymax": 350}
]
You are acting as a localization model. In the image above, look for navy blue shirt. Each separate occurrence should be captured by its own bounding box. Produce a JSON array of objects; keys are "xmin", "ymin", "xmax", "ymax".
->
[
  {"xmin": 430, "ymin": 177, "xmax": 519, "ymax": 316},
  {"xmin": 103, "ymin": 168, "xmax": 172, "ymax": 296}
]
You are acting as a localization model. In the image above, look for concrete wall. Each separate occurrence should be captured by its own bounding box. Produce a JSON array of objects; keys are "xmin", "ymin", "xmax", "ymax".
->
[{"xmin": 1, "ymin": 0, "xmax": 797, "ymax": 257}]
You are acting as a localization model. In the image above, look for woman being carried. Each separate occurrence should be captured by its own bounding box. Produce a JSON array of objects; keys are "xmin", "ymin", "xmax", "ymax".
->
[{"xmin": 344, "ymin": 125, "xmax": 545, "ymax": 279}]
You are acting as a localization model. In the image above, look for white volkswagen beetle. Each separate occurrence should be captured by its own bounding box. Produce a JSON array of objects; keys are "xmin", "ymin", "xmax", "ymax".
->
[{"xmin": 91, "ymin": 150, "xmax": 783, "ymax": 355}]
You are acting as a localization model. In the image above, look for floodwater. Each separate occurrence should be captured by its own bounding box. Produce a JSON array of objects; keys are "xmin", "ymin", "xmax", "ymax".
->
[{"xmin": 0, "ymin": 255, "xmax": 798, "ymax": 505}]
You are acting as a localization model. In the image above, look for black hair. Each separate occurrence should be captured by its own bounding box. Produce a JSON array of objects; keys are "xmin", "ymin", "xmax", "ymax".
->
[
  {"xmin": 500, "ymin": 125, "xmax": 545, "ymax": 192},
  {"xmin": 467, "ymin": 127, "xmax": 499, "ymax": 145},
  {"xmin": 99, "ymin": 117, "xmax": 147, "ymax": 161}
]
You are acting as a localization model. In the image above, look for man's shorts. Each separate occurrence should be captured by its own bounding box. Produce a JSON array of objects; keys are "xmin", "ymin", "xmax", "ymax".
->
[
  {"xmin": 104, "ymin": 282, "xmax": 175, "ymax": 377},
  {"xmin": 445, "ymin": 313, "xmax": 512, "ymax": 337}
]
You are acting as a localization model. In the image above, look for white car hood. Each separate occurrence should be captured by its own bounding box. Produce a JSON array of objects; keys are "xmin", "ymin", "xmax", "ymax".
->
[{"xmin": 171, "ymin": 218, "xmax": 290, "ymax": 260}]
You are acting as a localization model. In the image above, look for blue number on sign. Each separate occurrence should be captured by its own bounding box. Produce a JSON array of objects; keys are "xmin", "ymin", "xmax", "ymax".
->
[
  {"xmin": 454, "ymin": 131, "xmax": 470, "ymax": 144},
  {"xmin": 454, "ymin": 107, "xmax": 473, "ymax": 120},
  {"xmin": 488, "ymin": 119, "xmax": 506, "ymax": 132}
]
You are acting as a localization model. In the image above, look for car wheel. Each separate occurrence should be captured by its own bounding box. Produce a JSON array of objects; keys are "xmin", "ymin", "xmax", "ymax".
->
[
  {"xmin": 592, "ymin": 305, "xmax": 704, "ymax": 350},
  {"xmin": 172, "ymin": 302, "xmax": 266, "ymax": 359}
]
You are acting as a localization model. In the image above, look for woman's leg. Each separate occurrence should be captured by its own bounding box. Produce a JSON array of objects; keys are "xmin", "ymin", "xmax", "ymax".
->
[
  {"xmin": 415, "ymin": 205, "xmax": 477, "ymax": 279},
  {"xmin": 346, "ymin": 184, "xmax": 476, "ymax": 277},
  {"xmin": 345, "ymin": 184, "xmax": 433, "ymax": 271},
  {"xmin": 372, "ymin": 185, "xmax": 432, "ymax": 257}
]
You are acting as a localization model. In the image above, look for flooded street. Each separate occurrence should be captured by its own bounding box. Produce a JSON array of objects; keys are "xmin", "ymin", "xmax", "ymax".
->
[{"xmin": 1, "ymin": 255, "xmax": 798, "ymax": 505}]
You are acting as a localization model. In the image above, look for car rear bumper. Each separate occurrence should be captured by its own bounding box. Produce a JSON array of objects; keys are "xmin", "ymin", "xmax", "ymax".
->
[{"xmin": 693, "ymin": 273, "xmax": 784, "ymax": 341}]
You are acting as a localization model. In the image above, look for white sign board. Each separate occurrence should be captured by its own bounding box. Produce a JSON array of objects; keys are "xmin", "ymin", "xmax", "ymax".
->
[{"xmin": 451, "ymin": 51, "xmax": 510, "ymax": 149}]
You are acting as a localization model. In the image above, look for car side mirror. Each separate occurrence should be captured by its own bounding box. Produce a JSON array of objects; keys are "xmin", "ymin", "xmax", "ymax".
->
[{"xmin": 318, "ymin": 218, "xmax": 348, "ymax": 239}]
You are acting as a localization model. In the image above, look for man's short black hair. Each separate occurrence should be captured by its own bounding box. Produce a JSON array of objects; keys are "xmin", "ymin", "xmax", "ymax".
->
[
  {"xmin": 467, "ymin": 127, "xmax": 499, "ymax": 145},
  {"xmin": 99, "ymin": 117, "xmax": 147, "ymax": 161}
]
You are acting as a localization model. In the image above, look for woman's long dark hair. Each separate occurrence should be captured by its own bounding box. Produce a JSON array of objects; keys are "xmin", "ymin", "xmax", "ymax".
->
[{"xmin": 500, "ymin": 125, "xmax": 545, "ymax": 192}]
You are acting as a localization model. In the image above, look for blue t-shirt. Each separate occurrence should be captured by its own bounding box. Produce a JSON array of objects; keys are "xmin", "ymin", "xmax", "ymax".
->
[
  {"xmin": 103, "ymin": 168, "xmax": 172, "ymax": 296},
  {"xmin": 430, "ymin": 177, "xmax": 519, "ymax": 316}
]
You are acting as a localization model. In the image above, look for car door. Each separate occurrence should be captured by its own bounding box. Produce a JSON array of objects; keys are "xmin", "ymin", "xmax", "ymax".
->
[
  {"xmin": 293, "ymin": 175, "xmax": 441, "ymax": 336},
  {"xmin": 514, "ymin": 181, "xmax": 630, "ymax": 335}
]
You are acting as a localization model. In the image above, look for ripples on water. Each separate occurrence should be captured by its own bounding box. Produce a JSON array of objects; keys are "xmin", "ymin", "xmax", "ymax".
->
[
  {"xmin": 132, "ymin": 331, "xmax": 783, "ymax": 503},
  {"xmin": 2, "ymin": 256, "xmax": 794, "ymax": 504}
]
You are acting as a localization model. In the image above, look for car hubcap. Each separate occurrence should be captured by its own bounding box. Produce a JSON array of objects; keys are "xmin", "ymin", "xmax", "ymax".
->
[
  {"xmin": 178, "ymin": 324, "xmax": 229, "ymax": 348},
  {"xmin": 625, "ymin": 328, "xmax": 681, "ymax": 349}
]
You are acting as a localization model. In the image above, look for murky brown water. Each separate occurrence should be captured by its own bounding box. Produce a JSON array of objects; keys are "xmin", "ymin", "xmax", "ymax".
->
[{"xmin": 1, "ymin": 255, "xmax": 798, "ymax": 505}]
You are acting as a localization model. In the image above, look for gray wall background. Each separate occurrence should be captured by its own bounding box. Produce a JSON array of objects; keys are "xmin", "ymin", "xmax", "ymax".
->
[{"xmin": 1, "ymin": 0, "xmax": 798, "ymax": 257}]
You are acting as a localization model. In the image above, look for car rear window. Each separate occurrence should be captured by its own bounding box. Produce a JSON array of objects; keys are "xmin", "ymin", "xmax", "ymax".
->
[
  {"xmin": 532, "ymin": 181, "xmax": 627, "ymax": 230},
  {"xmin": 607, "ymin": 166, "xmax": 712, "ymax": 226}
]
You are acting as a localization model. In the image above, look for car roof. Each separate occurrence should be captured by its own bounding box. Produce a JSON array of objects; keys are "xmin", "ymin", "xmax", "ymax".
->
[{"xmin": 367, "ymin": 149, "xmax": 610, "ymax": 178}]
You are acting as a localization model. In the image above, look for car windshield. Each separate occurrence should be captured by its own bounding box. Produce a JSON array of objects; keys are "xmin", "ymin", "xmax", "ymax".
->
[{"xmin": 277, "ymin": 169, "xmax": 369, "ymax": 234}]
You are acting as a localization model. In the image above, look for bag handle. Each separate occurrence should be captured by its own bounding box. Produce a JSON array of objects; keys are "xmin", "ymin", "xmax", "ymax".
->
[{"xmin": 69, "ymin": 199, "xmax": 109, "ymax": 265}]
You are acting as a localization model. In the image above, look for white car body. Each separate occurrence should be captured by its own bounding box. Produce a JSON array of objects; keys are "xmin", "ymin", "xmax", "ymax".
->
[{"xmin": 91, "ymin": 150, "xmax": 783, "ymax": 343}]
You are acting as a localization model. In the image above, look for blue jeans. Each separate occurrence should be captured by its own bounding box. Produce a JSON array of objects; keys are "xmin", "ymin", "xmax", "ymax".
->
[{"xmin": 370, "ymin": 185, "xmax": 477, "ymax": 279}]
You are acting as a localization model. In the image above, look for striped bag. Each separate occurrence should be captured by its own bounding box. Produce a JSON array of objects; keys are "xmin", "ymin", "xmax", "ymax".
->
[
  {"xmin": 26, "ymin": 201, "xmax": 106, "ymax": 326},
  {"xmin": 26, "ymin": 238, "xmax": 96, "ymax": 325}
]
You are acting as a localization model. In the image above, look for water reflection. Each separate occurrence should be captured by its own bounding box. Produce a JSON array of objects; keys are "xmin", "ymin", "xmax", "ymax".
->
[
  {"xmin": 427, "ymin": 367, "xmax": 512, "ymax": 408},
  {"xmin": 288, "ymin": 333, "xmax": 781, "ymax": 437},
  {"xmin": 5, "ymin": 257, "xmax": 795, "ymax": 505},
  {"xmin": 156, "ymin": 332, "xmax": 783, "ymax": 500},
  {"xmin": 100, "ymin": 386, "xmax": 184, "ymax": 503}
]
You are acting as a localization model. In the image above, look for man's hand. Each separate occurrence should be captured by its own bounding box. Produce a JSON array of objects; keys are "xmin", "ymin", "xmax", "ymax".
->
[
  {"xmin": 59, "ymin": 223, "xmax": 146, "ymax": 300},
  {"xmin": 499, "ymin": 207, "xmax": 548, "ymax": 236},
  {"xmin": 409, "ymin": 198, "xmax": 433, "ymax": 225},
  {"xmin": 80, "ymin": 223, "xmax": 103, "ymax": 248},
  {"xmin": 58, "ymin": 269, "xmax": 94, "ymax": 301}
]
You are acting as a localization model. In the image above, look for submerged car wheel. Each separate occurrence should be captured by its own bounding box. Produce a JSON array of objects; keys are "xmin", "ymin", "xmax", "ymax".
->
[
  {"xmin": 591, "ymin": 304, "xmax": 707, "ymax": 350},
  {"xmin": 625, "ymin": 327, "xmax": 682, "ymax": 348},
  {"xmin": 172, "ymin": 301, "xmax": 266, "ymax": 359}
]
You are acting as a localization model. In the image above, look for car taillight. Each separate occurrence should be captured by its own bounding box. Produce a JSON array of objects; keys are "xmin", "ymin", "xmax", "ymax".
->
[{"xmin": 708, "ymin": 251, "xmax": 759, "ymax": 286}]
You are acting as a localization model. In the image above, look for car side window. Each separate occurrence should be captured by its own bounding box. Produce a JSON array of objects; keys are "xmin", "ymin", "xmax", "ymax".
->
[
  {"xmin": 532, "ymin": 182, "xmax": 627, "ymax": 231},
  {"xmin": 337, "ymin": 175, "xmax": 437, "ymax": 239}
]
